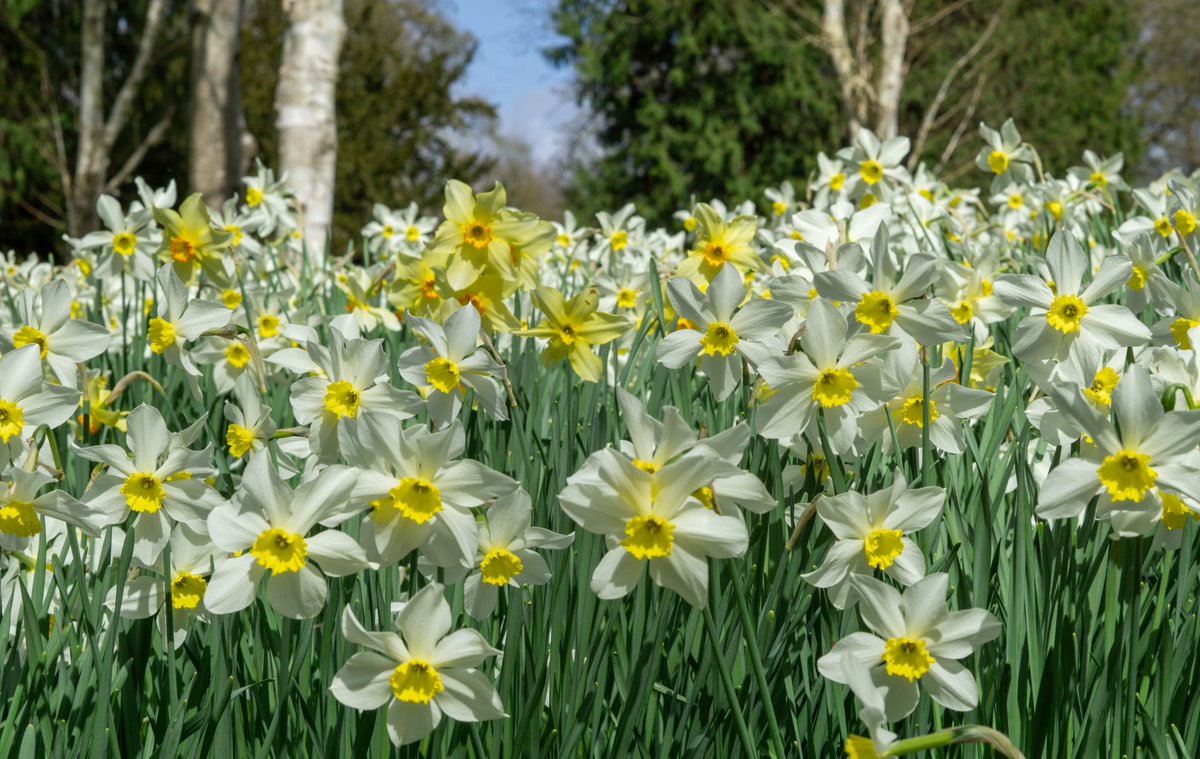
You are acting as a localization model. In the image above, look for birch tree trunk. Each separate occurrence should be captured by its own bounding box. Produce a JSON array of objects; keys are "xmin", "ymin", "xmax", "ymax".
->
[
  {"xmin": 275, "ymin": 0, "xmax": 345, "ymax": 261},
  {"xmin": 189, "ymin": 0, "xmax": 247, "ymax": 206},
  {"xmin": 874, "ymin": 0, "xmax": 908, "ymax": 140}
]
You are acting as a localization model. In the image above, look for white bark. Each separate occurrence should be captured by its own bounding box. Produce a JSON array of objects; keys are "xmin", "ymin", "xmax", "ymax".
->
[
  {"xmin": 874, "ymin": 0, "xmax": 908, "ymax": 139},
  {"xmin": 275, "ymin": 0, "xmax": 345, "ymax": 261},
  {"xmin": 189, "ymin": 0, "xmax": 247, "ymax": 206}
]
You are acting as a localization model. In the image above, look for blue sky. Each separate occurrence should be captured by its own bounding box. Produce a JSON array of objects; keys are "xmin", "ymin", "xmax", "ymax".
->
[{"xmin": 444, "ymin": 0, "xmax": 579, "ymax": 165}]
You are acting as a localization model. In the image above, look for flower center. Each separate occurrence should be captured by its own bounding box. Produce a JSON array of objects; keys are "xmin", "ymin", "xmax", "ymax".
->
[
  {"xmin": 700, "ymin": 322, "xmax": 739, "ymax": 357},
  {"xmin": 899, "ymin": 396, "xmax": 939, "ymax": 428},
  {"xmin": 0, "ymin": 501, "xmax": 41, "ymax": 537},
  {"xmin": 863, "ymin": 528, "xmax": 904, "ymax": 570},
  {"xmin": 987, "ymin": 150, "xmax": 1009, "ymax": 174},
  {"xmin": 258, "ymin": 314, "xmax": 280, "ymax": 339},
  {"xmin": 812, "ymin": 368, "xmax": 858, "ymax": 408},
  {"xmin": 632, "ymin": 459, "xmax": 658, "ymax": 474},
  {"xmin": 692, "ymin": 486, "xmax": 716, "ymax": 510},
  {"xmin": 245, "ymin": 186, "xmax": 263, "ymax": 207},
  {"xmin": 112, "ymin": 232, "xmax": 138, "ymax": 257},
  {"xmin": 1161, "ymin": 493, "xmax": 1197, "ymax": 531},
  {"xmin": 171, "ymin": 572, "xmax": 207, "ymax": 610},
  {"xmin": 829, "ymin": 173, "xmax": 846, "ymax": 191},
  {"xmin": 1097, "ymin": 449, "xmax": 1157, "ymax": 502},
  {"xmin": 1174, "ymin": 210, "xmax": 1197, "ymax": 236},
  {"xmin": 950, "ymin": 299, "xmax": 974, "ymax": 324},
  {"xmin": 701, "ymin": 241, "xmax": 728, "ymax": 269},
  {"xmin": 855, "ymin": 291, "xmax": 898, "ymax": 334},
  {"xmin": 844, "ymin": 735, "xmax": 880, "ymax": 759},
  {"xmin": 1082, "ymin": 368, "xmax": 1120, "ymax": 407},
  {"xmin": 480, "ymin": 548, "xmax": 523, "ymax": 586},
  {"xmin": 1127, "ymin": 266, "xmax": 1147, "ymax": 291},
  {"xmin": 12, "ymin": 325, "xmax": 48, "ymax": 359},
  {"xmin": 406, "ymin": 226, "xmax": 421, "ymax": 242},
  {"xmin": 557, "ymin": 323, "xmax": 579, "ymax": 345},
  {"xmin": 771, "ymin": 201, "xmax": 787, "ymax": 216},
  {"xmin": 147, "ymin": 317, "xmax": 177, "ymax": 355},
  {"xmin": 1047, "ymin": 201, "xmax": 1064, "ymax": 220},
  {"xmin": 226, "ymin": 423, "xmax": 256, "ymax": 458},
  {"xmin": 424, "ymin": 358, "xmax": 461, "ymax": 394},
  {"xmin": 323, "ymin": 381, "xmax": 361, "ymax": 419},
  {"xmin": 882, "ymin": 637, "xmax": 935, "ymax": 681},
  {"xmin": 616, "ymin": 288, "xmax": 638, "ymax": 309},
  {"xmin": 610, "ymin": 230, "xmax": 628, "ymax": 251},
  {"xmin": 381, "ymin": 225, "xmax": 395, "ymax": 240},
  {"xmin": 169, "ymin": 236, "xmax": 196, "ymax": 264},
  {"xmin": 1089, "ymin": 172, "xmax": 1108, "ymax": 188},
  {"xmin": 0, "ymin": 399, "xmax": 25, "ymax": 443},
  {"xmin": 390, "ymin": 660, "xmax": 444, "ymax": 704},
  {"xmin": 225, "ymin": 342, "xmax": 251, "ymax": 369},
  {"xmin": 121, "ymin": 473, "xmax": 166, "ymax": 514},
  {"xmin": 1171, "ymin": 317, "xmax": 1198, "ymax": 350},
  {"xmin": 1046, "ymin": 294, "xmax": 1088, "ymax": 334},
  {"xmin": 1154, "ymin": 217, "xmax": 1173, "ymax": 238},
  {"xmin": 376, "ymin": 477, "xmax": 443, "ymax": 525},
  {"xmin": 859, "ymin": 160, "xmax": 884, "ymax": 185},
  {"xmin": 251, "ymin": 528, "xmax": 307, "ymax": 574},
  {"xmin": 464, "ymin": 221, "xmax": 493, "ymax": 249},
  {"xmin": 622, "ymin": 514, "xmax": 674, "ymax": 560}
]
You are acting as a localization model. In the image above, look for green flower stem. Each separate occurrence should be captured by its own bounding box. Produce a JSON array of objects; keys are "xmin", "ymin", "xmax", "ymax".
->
[{"xmin": 727, "ymin": 565, "xmax": 787, "ymax": 757}]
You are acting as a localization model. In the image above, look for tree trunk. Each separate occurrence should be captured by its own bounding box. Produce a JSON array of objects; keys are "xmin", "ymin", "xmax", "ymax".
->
[
  {"xmin": 72, "ymin": 0, "xmax": 108, "ymax": 237},
  {"xmin": 275, "ymin": 0, "xmax": 345, "ymax": 261},
  {"xmin": 189, "ymin": 0, "xmax": 247, "ymax": 206},
  {"xmin": 874, "ymin": 0, "xmax": 909, "ymax": 140}
]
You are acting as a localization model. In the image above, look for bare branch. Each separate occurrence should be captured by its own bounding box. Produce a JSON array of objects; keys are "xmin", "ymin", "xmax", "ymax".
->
[
  {"xmin": 936, "ymin": 73, "xmax": 989, "ymax": 175},
  {"xmin": 909, "ymin": 0, "xmax": 1011, "ymax": 168},
  {"xmin": 104, "ymin": 110, "xmax": 175, "ymax": 194},
  {"xmin": 909, "ymin": 0, "xmax": 969, "ymax": 35},
  {"xmin": 104, "ymin": 0, "xmax": 170, "ymax": 153}
]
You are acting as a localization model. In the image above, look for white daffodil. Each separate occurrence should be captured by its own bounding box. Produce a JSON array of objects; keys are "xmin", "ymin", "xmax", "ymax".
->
[
  {"xmin": 802, "ymin": 472, "xmax": 944, "ymax": 608},
  {"xmin": 330, "ymin": 584, "xmax": 505, "ymax": 746},
  {"xmin": 75, "ymin": 194, "xmax": 158, "ymax": 281},
  {"xmin": 0, "ymin": 345, "xmax": 80, "ymax": 468},
  {"xmin": 756, "ymin": 298, "xmax": 902, "ymax": 452},
  {"xmin": 190, "ymin": 335, "xmax": 255, "ymax": 394},
  {"xmin": 814, "ymin": 229, "xmax": 961, "ymax": 346},
  {"xmin": 842, "ymin": 128, "xmax": 911, "ymax": 198},
  {"xmin": 363, "ymin": 202, "xmax": 435, "ymax": 259},
  {"xmin": 223, "ymin": 373, "xmax": 276, "ymax": 463},
  {"xmin": 2, "ymin": 280, "xmax": 111, "ymax": 387},
  {"xmin": 857, "ymin": 356, "xmax": 994, "ymax": 455},
  {"xmin": 74, "ymin": 404, "xmax": 222, "ymax": 564},
  {"xmin": 340, "ymin": 415, "xmax": 517, "ymax": 568},
  {"xmin": 1153, "ymin": 274, "xmax": 1200, "ymax": 351},
  {"xmin": 0, "ymin": 468, "xmax": 106, "ymax": 550},
  {"xmin": 451, "ymin": 489, "xmax": 573, "ymax": 620},
  {"xmin": 657, "ymin": 264, "xmax": 792, "ymax": 400},
  {"xmin": 339, "ymin": 266, "xmax": 402, "ymax": 333},
  {"xmin": 205, "ymin": 453, "xmax": 368, "ymax": 619},
  {"xmin": 559, "ymin": 447, "xmax": 747, "ymax": 608},
  {"xmin": 837, "ymin": 652, "xmax": 899, "ymax": 759},
  {"xmin": 240, "ymin": 160, "xmax": 296, "ymax": 238},
  {"xmin": 398, "ymin": 305, "xmax": 509, "ymax": 426},
  {"xmin": 975, "ymin": 119, "xmax": 1034, "ymax": 181},
  {"xmin": 993, "ymin": 229, "xmax": 1150, "ymax": 363},
  {"xmin": 105, "ymin": 522, "xmax": 222, "ymax": 648},
  {"xmin": 147, "ymin": 264, "xmax": 231, "ymax": 379},
  {"xmin": 1038, "ymin": 365, "xmax": 1200, "ymax": 537},
  {"xmin": 818, "ymin": 573, "xmax": 1001, "ymax": 721},
  {"xmin": 286, "ymin": 324, "xmax": 421, "ymax": 462}
]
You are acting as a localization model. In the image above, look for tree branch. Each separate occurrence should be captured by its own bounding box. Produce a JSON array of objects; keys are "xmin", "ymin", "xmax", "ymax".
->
[
  {"xmin": 104, "ymin": 109, "xmax": 176, "ymax": 194},
  {"xmin": 104, "ymin": 0, "xmax": 170, "ymax": 153}
]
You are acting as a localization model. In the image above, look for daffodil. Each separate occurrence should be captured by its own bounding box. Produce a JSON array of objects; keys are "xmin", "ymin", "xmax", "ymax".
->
[
  {"xmin": 0, "ymin": 345, "xmax": 80, "ymax": 467},
  {"xmin": 284, "ymin": 321, "xmax": 421, "ymax": 463},
  {"xmin": 398, "ymin": 305, "xmax": 509, "ymax": 426},
  {"xmin": 330, "ymin": 584, "xmax": 505, "ymax": 746},
  {"xmin": 1038, "ymin": 365, "xmax": 1200, "ymax": 537},
  {"xmin": 558, "ymin": 448, "xmax": 748, "ymax": 608},
  {"xmin": 756, "ymin": 298, "xmax": 902, "ymax": 451},
  {"xmin": 814, "ymin": 229, "xmax": 961, "ymax": 346},
  {"xmin": 975, "ymin": 119, "xmax": 1033, "ymax": 181},
  {"xmin": 657, "ymin": 264, "xmax": 792, "ymax": 400},
  {"xmin": 152, "ymin": 193, "xmax": 234, "ymax": 285},
  {"xmin": 240, "ymin": 160, "xmax": 296, "ymax": 238},
  {"xmin": 451, "ymin": 489, "xmax": 573, "ymax": 620},
  {"xmin": 74, "ymin": 194, "xmax": 158, "ymax": 281},
  {"xmin": 676, "ymin": 203, "xmax": 762, "ymax": 282},
  {"xmin": 146, "ymin": 265, "xmax": 231, "ymax": 382},
  {"xmin": 802, "ymin": 472, "xmax": 944, "ymax": 608},
  {"xmin": 3, "ymin": 279, "xmax": 112, "ymax": 387},
  {"xmin": 0, "ymin": 468, "xmax": 105, "ymax": 550},
  {"xmin": 340, "ymin": 415, "xmax": 517, "ymax": 568},
  {"xmin": 363, "ymin": 202, "xmax": 435, "ymax": 259},
  {"xmin": 104, "ymin": 522, "xmax": 222, "ymax": 648},
  {"xmin": 432, "ymin": 180, "xmax": 535, "ymax": 290},
  {"xmin": 223, "ymin": 374, "xmax": 276, "ymax": 463},
  {"xmin": 818, "ymin": 573, "xmax": 1001, "ymax": 721},
  {"xmin": 205, "ymin": 453, "xmax": 369, "ymax": 619},
  {"xmin": 519, "ymin": 288, "xmax": 629, "ymax": 383},
  {"xmin": 74, "ymin": 404, "xmax": 222, "ymax": 564},
  {"xmin": 992, "ymin": 229, "xmax": 1150, "ymax": 362}
]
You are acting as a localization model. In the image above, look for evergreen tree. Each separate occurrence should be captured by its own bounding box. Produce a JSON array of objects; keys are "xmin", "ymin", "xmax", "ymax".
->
[{"xmin": 546, "ymin": 0, "xmax": 842, "ymax": 225}]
